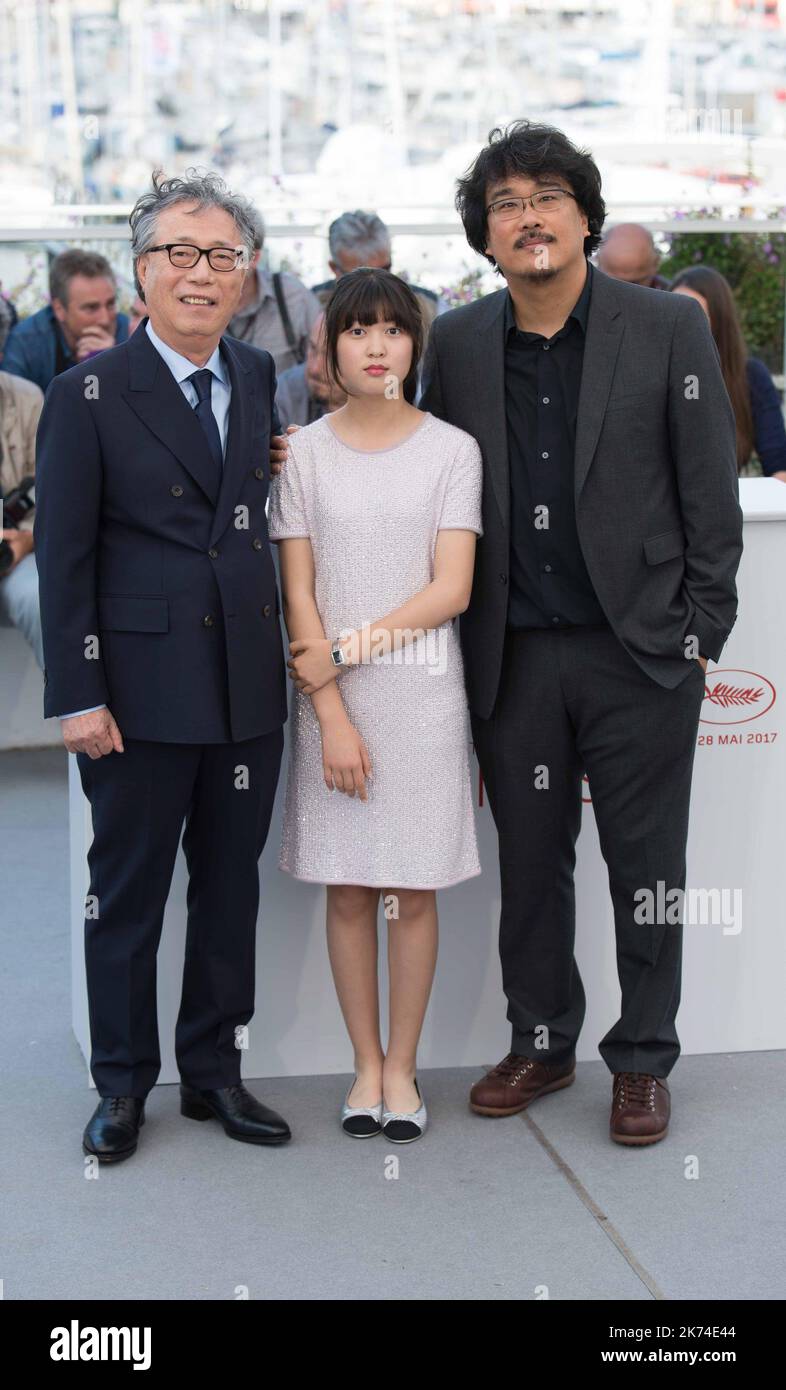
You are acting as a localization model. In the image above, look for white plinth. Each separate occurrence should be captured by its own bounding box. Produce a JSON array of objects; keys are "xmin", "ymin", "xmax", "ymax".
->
[{"xmin": 69, "ymin": 479, "xmax": 786, "ymax": 1085}]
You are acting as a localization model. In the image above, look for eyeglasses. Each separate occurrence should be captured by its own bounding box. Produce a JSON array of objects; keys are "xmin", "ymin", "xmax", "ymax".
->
[
  {"xmin": 486, "ymin": 189, "xmax": 577, "ymax": 222},
  {"xmin": 145, "ymin": 243, "xmax": 249, "ymax": 271}
]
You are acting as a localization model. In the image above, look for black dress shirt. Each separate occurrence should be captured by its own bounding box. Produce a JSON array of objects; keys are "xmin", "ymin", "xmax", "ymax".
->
[{"xmin": 504, "ymin": 258, "xmax": 608, "ymax": 630}]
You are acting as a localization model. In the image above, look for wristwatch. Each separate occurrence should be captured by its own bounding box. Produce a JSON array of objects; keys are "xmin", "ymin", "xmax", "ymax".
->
[{"xmin": 330, "ymin": 637, "xmax": 349, "ymax": 668}]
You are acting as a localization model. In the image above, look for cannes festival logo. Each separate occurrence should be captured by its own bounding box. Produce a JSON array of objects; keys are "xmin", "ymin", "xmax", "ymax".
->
[{"xmin": 699, "ymin": 669, "xmax": 776, "ymax": 726}]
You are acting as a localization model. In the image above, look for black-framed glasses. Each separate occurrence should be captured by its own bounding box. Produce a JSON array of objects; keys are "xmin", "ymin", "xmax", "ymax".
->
[
  {"xmin": 486, "ymin": 189, "xmax": 577, "ymax": 221},
  {"xmin": 145, "ymin": 243, "xmax": 249, "ymax": 271}
]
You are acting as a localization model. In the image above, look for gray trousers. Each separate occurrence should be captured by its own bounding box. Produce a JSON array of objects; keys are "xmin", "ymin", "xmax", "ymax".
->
[
  {"xmin": 0, "ymin": 549, "xmax": 44, "ymax": 669},
  {"xmin": 469, "ymin": 624, "xmax": 706, "ymax": 1078}
]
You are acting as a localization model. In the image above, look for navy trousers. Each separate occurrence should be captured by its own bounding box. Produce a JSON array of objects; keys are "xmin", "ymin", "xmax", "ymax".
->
[{"xmin": 76, "ymin": 729, "xmax": 284, "ymax": 1096}]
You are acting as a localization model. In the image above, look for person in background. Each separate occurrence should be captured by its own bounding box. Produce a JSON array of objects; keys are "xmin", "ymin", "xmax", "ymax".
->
[
  {"xmin": 1, "ymin": 284, "xmax": 19, "ymax": 332},
  {"xmin": 312, "ymin": 212, "xmax": 445, "ymax": 387},
  {"xmin": 2, "ymin": 249, "xmax": 129, "ymax": 393},
  {"xmin": 0, "ymin": 295, "xmax": 45, "ymax": 667},
  {"xmin": 228, "ymin": 205, "xmax": 321, "ymax": 373},
  {"xmin": 127, "ymin": 293, "xmax": 147, "ymax": 335},
  {"xmin": 596, "ymin": 223, "xmax": 671, "ymax": 289},
  {"xmin": 274, "ymin": 310, "xmax": 346, "ymax": 428},
  {"xmin": 671, "ymin": 264, "xmax": 786, "ymax": 482}
]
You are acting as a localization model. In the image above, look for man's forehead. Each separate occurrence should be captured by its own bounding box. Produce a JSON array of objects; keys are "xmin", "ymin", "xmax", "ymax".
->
[
  {"xmin": 487, "ymin": 174, "xmax": 568, "ymax": 196},
  {"xmin": 155, "ymin": 203, "xmax": 240, "ymax": 243},
  {"xmin": 69, "ymin": 275, "xmax": 116, "ymax": 300}
]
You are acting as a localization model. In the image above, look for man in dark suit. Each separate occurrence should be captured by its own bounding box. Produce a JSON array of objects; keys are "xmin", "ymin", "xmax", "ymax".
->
[
  {"xmin": 418, "ymin": 121, "xmax": 743, "ymax": 1144},
  {"xmin": 35, "ymin": 170, "xmax": 291, "ymax": 1162}
]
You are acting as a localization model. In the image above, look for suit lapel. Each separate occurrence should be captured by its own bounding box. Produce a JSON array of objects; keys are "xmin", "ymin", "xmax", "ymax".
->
[
  {"xmin": 209, "ymin": 335, "xmax": 255, "ymax": 547},
  {"xmin": 122, "ymin": 321, "xmax": 221, "ymax": 506},
  {"xmin": 574, "ymin": 268, "xmax": 624, "ymax": 500}
]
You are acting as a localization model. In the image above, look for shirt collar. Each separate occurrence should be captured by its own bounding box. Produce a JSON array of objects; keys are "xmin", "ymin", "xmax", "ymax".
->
[
  {"xmin": 145, "ymin": 318, "xmax": 228, "ymax": 387},
  {"xmin": 504, "ymin": 258, "xmax": 593, "ymax": 341}
]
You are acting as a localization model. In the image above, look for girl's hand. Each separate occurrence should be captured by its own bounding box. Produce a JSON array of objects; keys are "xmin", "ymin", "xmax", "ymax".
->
[
  {"xmin": 288, "ymin": 636, "xmax": 339, "ymax": 693},
  {"xmin": 320, "ymin": 720, "xmax": 372, "ymax": 800}
]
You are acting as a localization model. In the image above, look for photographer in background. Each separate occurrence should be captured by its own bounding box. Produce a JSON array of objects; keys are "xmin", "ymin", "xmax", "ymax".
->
[{"xmin": 0, "ymin": 296, "xmax": 45, "ymax": 667}]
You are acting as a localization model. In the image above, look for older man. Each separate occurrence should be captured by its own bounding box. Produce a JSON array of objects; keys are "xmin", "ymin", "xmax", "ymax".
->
[{"xmin": 35, "ymin": 170, "xmax": 291, "ymax": 1162}]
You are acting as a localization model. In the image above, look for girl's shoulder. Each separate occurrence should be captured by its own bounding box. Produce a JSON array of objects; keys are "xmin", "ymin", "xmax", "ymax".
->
[{"xmin": 424, "ymin": 413, "xmax": 483, "ymax": 460}]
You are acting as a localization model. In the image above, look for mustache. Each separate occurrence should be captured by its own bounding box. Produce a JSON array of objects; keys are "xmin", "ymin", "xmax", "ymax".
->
[{"xmin": 514, "ymin": 233, "xmax": 555, "ymax": 248}]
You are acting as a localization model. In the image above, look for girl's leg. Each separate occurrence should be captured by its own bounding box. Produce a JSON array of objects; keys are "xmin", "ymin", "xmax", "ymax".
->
[
  {"xmin": 383, "ymin": 888, "xmax": 438, "ymax": 1113},
  {"xmin": 326, "ymin": 884, "xmax": 384, "ymax": 1107}
]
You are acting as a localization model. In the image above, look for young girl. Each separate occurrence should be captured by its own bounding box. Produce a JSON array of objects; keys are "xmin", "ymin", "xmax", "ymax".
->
[{"xmin": 267, "ymin": 267, "xmax": 483, "ymax": 1143}]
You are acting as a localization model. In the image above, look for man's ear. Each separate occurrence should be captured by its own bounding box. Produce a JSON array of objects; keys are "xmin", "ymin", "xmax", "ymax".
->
[{"xmin": 51, "ymin": 297, "xmax": 67, "ymax": 326}]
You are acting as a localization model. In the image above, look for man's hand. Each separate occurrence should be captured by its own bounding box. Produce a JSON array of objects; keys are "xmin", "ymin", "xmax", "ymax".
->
[
  {"xmin": 61, "ymin": 707, "xmax": 124, "ymax": 758},
  {"xmin": 75, "ymin": 325, "xmax": 115, "ymax": 360},
  {"xmin": 771, "ymin": 471, "xmax": 786, "ymax": 484},
  {"xmin": 697, "ymin": 655, "xmax": 708, "ymax": 674},
  {"xmin": 270, "ymin": 423, "xmax": 301, "ymax": 476},
  {"xmin": 0, "ymin": 528, "xmax": 34, "ymax": 573}
]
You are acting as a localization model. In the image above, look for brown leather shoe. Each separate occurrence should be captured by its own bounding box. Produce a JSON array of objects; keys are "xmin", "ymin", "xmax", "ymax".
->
[
  {"xmin": 610, "ymin": 1072, "xmax": 670, "ymax": 1145},
  {"xmin": 469, "ymin": 1053, "xmax": 576, "ymax": 1116}
]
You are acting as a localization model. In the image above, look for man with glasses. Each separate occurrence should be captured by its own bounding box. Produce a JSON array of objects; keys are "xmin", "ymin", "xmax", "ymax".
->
[
  {"xmin": 35, "ymin": 170, "xmax": 292, "ymax": 1162},
  {"xmin": 412, "ymin": 120, "xmax": 743, "ymax": 1145}
]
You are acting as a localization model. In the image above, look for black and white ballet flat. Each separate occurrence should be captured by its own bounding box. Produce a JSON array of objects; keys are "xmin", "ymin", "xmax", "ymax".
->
[
  {"xmin": 381, "ymin": 1077, "xmax": 427, "ymax": 1143},
  {"xmin": 341, "ymin": 1076, "xmax": 383, "ymax": 1137}
]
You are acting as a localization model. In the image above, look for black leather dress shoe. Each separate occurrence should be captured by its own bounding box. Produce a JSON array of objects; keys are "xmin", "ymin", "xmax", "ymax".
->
[
  {"xmin": 180, "ymin": 1082, "xmax": 291, "ymax": 1145},
  {"xmin": 83, "ymin": 1097, "xmax": 146, "ymax": 1163}
]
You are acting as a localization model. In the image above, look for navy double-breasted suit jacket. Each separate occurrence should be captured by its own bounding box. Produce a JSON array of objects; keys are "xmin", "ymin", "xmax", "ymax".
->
[{"xmin": 34, "ymin": 318, "xmax": 288, "ymax": 742}]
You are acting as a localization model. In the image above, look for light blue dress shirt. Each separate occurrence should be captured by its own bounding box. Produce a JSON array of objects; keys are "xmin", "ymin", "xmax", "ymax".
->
[{"xmin": 58, "ymin": 321, "xmax": 231, "ymax": 720}]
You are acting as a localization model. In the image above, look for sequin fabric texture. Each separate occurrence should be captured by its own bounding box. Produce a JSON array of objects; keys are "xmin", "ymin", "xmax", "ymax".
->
[{"xmin": 267, "ymin": 410, "xmax": 484, "ymax": 889}]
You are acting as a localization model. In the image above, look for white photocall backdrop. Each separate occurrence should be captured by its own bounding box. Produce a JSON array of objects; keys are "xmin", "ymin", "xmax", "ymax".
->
[{"xmin": 69, "ymin": 480, "xmax": 785, "ymax": 1085}]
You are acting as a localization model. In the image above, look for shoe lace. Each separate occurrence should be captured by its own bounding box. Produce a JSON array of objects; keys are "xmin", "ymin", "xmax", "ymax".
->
[
  {"xmin": 492, "ymin": 1053, "xmax": 535, "ymax": 1086},
  {"xmin": 616, "ymin": 1072, "xmax": 657, "ymax": 1109}
]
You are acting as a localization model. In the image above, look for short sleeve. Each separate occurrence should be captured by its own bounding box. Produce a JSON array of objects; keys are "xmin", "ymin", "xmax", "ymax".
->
[
  {"xmin": 267, "ymin": 431, "xmax": 310, "ymax": 540},
  {"xmin": 438, "ymin": 433, "xmax": 484, "ymax": 537}
]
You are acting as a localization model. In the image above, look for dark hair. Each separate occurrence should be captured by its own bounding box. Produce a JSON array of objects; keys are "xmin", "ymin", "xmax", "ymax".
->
[
  {"xmin": 323, "ymin": 267, "xmax": 424, "ymax": 404},
  {"xmin": 669, "ymin": 265, "xmax": 754, "ymax": 472},
  {"xmin": 455, "ymin": 119, "xmax": 606, "ymax": 273},
  {"xmin": 49, "ymin": 249, "xmax": 116, "ymax": 305}
]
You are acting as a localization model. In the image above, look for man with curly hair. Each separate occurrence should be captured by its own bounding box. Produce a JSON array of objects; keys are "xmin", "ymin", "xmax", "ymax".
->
[{"xmin": 417, "ymin": 120, "xmax": 743, "ymax": 1145}]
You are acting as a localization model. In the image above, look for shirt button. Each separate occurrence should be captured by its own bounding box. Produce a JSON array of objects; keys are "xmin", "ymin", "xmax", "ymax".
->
[
  {"xmin": 170, "ymin": 485, "xmax": 183, "ymax": 497},
  {"xmin": 544, "ymin": 564, "xmax": 552, "ymax": 573},
  {"xmin": 543, "ymin": 343, "xmax": 550, "ymax": 351},
  {"xmin": 252, "ymin": 538, "xmax": 263, "ymax": 550},
  {"xmin": 254, "ymin": 467, "xmax": 264, "ymax": 479},
  {"xmin": 551, "ymin": 615, "xmax": 560, "ymax": 624},
  {"xmin": 499, "ymin": 572, "xmax": 508, "ymax": 584},
  {"xmin": 203, "ymin": 614, "xmax": 214, "ymax": 627},
  {"xmin": 542, "ymin": 396, "xmax": 550, "ymax": 404},
  {"xmin": 262, "ymin": 604, "xmax": 271, "ymax": 617},
  {"xmin": 541, "ymin": 451, "xmax": 549, "ymax": 459},
  {"xmin": 208, "ymin": 548, "xmax": 218, "ymax": 559}
]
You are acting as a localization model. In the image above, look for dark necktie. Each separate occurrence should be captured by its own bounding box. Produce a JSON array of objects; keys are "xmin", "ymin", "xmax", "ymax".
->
[{"xmin": 187, "ymin": 369, "xmax": 223, "ymax": 481}]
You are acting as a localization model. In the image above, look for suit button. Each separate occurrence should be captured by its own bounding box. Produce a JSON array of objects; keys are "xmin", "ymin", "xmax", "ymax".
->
[
  {"xmin": 262, "ymin": 604, "xmax": 271, "ymax": 617},
  {"xmin": 254, "ymin": 467, "xmax": 264, "ymax": 479},
  {"xmin": 203, "ymin": 614, "xmax": 214, "ymax": 627},
  {"xmin": 499, "ymin": 572, "xmax": 507, "ymax": 584},
  {"xmin": 252, "ymin": 538, "xmax": 263, "ymax": 550},
  {"xmin": 208, "ymin": 548, "xmax": 219, "ymax": 559},
  {"xmin": 170, "ymin": 485, "xmax": 184, "ymax": 497}
]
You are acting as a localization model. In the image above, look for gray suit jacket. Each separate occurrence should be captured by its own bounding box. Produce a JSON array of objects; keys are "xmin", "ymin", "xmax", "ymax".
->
[{"xmin": 419, "ymin": 264, "xmax": 744, "ymax": 721}]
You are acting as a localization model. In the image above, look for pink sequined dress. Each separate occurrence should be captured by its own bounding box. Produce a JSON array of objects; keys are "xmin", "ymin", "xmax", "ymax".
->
[{"xmin": 267, "ymin": 410, "xmax": 483, "ymax": 889}]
